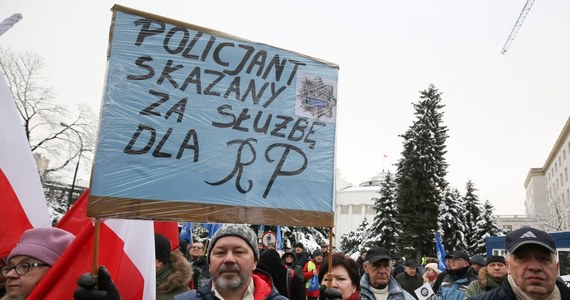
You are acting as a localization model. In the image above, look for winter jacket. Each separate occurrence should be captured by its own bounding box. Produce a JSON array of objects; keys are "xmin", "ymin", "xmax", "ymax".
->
[
  {"xmin": 295, "ymin": 251, "xmax": 310, "ymax": 269},
  {"xmin": 395, "ymin": 271, "xmax": 424, "ymax": 298},
  {"xmin": 437, "ymin": 267, "xmax": 477, "ymax": 300},
  {"xmin": 356, "ymin": 257, "xmax": 366, "ymax": 278},
  {"xmin": 172, "ymin": 272, "xmax": 288, "ymax": 300},
  {"xmin": 156, "ymin": 251, "xmax": 193, "ymax": 300},
  {"xmin": 463, "ymin": 267, "xmax": 504, "ymax": 299},
  {"xmin": 303, "ymin": 259, "xmax": 321, "ymax": 298},
  {"xmin": 360, "ymin": 273, "xmax": 416, "ymax": 300},
  {"xmin": 191, "ymin": 255, "xmax": 211, "ymax": 289},
  {"xmin": 467, "ymin": 276, "xmax": 570, "ymax": 300},
  {"xmin": 432, "ymin": 270, "xmax": 448, "ymax": 293},
  {"xmin": 257, "ymin": 249, "xmax": 305, "ymax": 300},
  {"xmin": 393, "ymin": 263, "xmax": 405, "ymax": 278},
  {"xmin": 282, "ymin": 250, "xmax": 304, "ymax": 282}
]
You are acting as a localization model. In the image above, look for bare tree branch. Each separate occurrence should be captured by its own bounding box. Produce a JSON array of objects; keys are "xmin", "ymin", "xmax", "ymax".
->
[{"xmin": 0, "ymin": 46, "xmax": 97, "ymax": 181}]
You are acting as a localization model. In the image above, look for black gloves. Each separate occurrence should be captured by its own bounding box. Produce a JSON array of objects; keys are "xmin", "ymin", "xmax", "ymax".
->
[
  {"xmin": 319, "ymin": 285, "xmax": 343, "ymax": 300},
  {"xmin": 74, "ymin": 266, "xmax": 121, "ymax": 300}
]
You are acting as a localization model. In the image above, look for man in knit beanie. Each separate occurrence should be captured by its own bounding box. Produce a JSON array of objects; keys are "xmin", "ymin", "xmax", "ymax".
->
[
  {"xmin": 174, "ymin": 224, "xmax": 287, "ymax": 300},
  {"xmin": 464, "ymin": 255, "xmax": 508, "ymax": 298},
  {"xmin": 1, "ymin": 227, "xmax": 74, "ymax": 299}
]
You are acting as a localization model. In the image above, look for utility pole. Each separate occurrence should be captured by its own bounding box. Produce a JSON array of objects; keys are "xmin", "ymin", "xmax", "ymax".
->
[{"xmin": 61, "ymin": 122, "xmax": 83, "ymax": 209}]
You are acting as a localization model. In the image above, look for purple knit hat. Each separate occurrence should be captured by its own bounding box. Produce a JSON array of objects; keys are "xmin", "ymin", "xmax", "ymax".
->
[{"xmin": 8, "ymin": 227, "xmax": 75, "ymax": 266}]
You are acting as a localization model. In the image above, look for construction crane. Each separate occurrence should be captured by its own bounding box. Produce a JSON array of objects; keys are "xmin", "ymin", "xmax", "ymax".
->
[{"xmin": 501, "ymin": 0, "xmax": 535, "ymax": 55}]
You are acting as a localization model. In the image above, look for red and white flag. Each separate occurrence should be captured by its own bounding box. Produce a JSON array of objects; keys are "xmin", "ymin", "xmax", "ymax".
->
[
  {"xmin": 28, "ymin": 191, "xmax": 156, "ymax": 299},
  {"xmin": 154, "ymin": 221, "xmax": 180, "ymax": 250},
  {"xmin": 0, "ymin": 70, "xmax": 51, "ymax": 257}
]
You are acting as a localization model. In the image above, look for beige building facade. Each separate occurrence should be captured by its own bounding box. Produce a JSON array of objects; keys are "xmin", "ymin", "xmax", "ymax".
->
[{"xmin": 524, "ymin": 117, "xmax": 570, "ymax": 231}]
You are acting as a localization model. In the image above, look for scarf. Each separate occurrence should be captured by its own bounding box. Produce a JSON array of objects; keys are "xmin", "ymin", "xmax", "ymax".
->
[{"xmin": 507, "ymin": 274, "xmax": 561, "ymax": 300}]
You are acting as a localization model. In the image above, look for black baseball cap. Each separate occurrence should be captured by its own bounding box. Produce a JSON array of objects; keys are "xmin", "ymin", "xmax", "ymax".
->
[
  {"xmin": 449, "ymin": 250, "xmax": 470, "ymax": 262},
  {"xmin": 365, "ymin": 247, "xmax": 392, "ymax": 264},
  {"xmin": 505, "ymin": 227, "xmax": 556, "ymax": 254}
]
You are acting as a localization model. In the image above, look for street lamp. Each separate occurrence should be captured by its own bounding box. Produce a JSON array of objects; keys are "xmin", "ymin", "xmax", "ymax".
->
[{"xmin": 61, "ymin": 122, "xmax": 83, "ymax": 209}]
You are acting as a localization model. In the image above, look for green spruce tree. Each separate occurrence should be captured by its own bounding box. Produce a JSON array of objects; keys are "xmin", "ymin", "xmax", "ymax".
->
[
  {"xmin": 479, "ymin": 199, "xmax": 503, "ymax": 251},
  {"xmin": 438, "ymin": 187, "xmax": 467, "ymax": 252},
  {"xmin": 340, "ymin": 218, "xmax": 369, "ymax": 255},
  {"xmin": 364, "ymin": 171, "xmax": 401, "ymax": 254},
  {"xmin": 462, "ymin": 179, "xmax": 485, "ymax": 255},
  {"xmin": 395, "ymin": 84, "xmax": 449, "ymax": 261}
]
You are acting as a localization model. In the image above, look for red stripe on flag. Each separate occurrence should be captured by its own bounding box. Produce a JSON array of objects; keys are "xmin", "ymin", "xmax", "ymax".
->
[
  {"xmin": 28, "ymin": 222, "xmax": 146, "ymax": 300},
  {"xmin": 99, "ymin": 223, "xmax": 145, "ymax": 300},
  {"xmin": 56, "ymin": 189, "xmax": 90, "ymax": 236},
  {"xmin": 0, "ymin": 168, "xmax": 33, "ymax": 257},
  {"xmin": 154, "ymin": 221, "xmax": 179, "ymax": 250}
]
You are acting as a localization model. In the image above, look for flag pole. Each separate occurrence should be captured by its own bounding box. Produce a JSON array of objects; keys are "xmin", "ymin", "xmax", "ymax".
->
[
  {"xmin": 93, "ymin": 218, "xmax": 101, "ymax": 276},
  {"xmin": 326, "ymin": 226, "xmax": 334, "ymax": 288}
]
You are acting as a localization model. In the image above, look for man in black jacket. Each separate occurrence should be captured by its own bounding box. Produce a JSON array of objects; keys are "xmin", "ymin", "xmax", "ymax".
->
[{"xmin": 469, "ymin": 227, "xmax": 570, "ymax": 300}]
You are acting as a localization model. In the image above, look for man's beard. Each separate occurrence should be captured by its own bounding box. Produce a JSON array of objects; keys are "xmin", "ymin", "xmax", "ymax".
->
[{"xmin": 214, "ymin": 265, "xmax": 249, "ymax": 291}]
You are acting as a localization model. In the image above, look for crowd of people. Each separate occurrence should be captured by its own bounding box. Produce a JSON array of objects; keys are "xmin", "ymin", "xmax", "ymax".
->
[{"xmin": 1, "ymin": 225, "xmax": 569, "ymax": 300}]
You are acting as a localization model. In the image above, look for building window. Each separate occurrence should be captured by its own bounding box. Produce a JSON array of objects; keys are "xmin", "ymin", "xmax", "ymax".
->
[
  {"xmin": 352, "ymin": 205, "xmax": 362, "ymax": 214},
  {"xmin": 340, "ymin": 205, "xmax": 349, "ymax": 214},
  {"xmin": 566, "ymin": 167, "xmax": 568, "ymax": 182},
  {"xmin": 366, "ymin": 205, "xmax": 375, "ymax": 214}
]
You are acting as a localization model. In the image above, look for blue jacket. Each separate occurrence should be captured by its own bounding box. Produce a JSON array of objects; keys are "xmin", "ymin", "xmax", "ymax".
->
[
  {"xmin": 360, "ymin": 273, "xmax": 416, "ymax": 300},
  {"xmin": 467, "ymin": 276, "xmax": 570, "ymax": 300},
  {"xmin": 438, "ymin": 267, "xmax": 477, "ymax": 300}
]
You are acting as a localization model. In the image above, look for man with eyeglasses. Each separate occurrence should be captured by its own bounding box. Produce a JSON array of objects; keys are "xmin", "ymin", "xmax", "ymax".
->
[
  {"xmin": 189, "ymin": 241, "xmax": 211, "ymax": 289},
  {"xmin": 360, "ymin": 247, "xmax": 415, "ymax": 300},
  {"xmin": 437, "ymin": 250, "xmax": 477, "ymax": 300},
  {"xmin": 2, "ymin": 227, "xmax": 74, "ymax": 299}
]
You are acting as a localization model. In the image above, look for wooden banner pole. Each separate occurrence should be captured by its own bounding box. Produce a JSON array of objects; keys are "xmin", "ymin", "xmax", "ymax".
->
[
  {"xmin": 326, "ymin": 226, "xmax": 334, "ymax": 288},
  {"xmin": 93, "ymin": 218, "xmax": 101, "ymax": 277}
]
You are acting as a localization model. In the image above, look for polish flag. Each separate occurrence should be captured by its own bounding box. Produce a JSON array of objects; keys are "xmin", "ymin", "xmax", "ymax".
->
[
  {"xmin": 55, "ymin": 188, "xmax": 90, "ymax": 236},
  {"xmin": 154, "ymin": 221, "xmax": 180, "ymax": 250},
  {"xmin": 29, "ymin": 192, "xmax": 156, "ymax": 299},
  {"xmin": 0, "ymin": 70, "xmax": 51, "ymax": 257}
]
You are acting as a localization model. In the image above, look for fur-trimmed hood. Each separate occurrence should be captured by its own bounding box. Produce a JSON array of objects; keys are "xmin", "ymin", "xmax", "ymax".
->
[
  {"xmin": 478, "ymin": 266, "xmax": 489, "ymax": 289},
  {"xmin": 157, "ymin": 250, "xmax": 193, "ymax": 294},
  {"xmin": 477, "ymin": 266, "xmax": 505, "ymax": 290}
]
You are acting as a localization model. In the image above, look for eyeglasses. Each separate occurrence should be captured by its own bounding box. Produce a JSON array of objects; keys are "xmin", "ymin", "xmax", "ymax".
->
[
  {"xmin": 1, "ymin": 262, "xmax": 49, "ymax": 276},
  {"xmin": 190, "ymin": 246, "xmax": 204, "ymax": 250}
]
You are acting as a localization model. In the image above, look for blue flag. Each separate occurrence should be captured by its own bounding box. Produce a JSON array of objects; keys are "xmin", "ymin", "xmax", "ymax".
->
[
  {"xmin": 435, "ymin": 232, "xmax": 447, "ymax": 271},
  {"xmin": 204, "ymin": 223, "xmax": 222, "ymax": 238},
  {"xmin": 276, "ymin": 226, "xmax": 283, "ymax": 250},
  {"xmin": 180, "ymin": 222, "xmax": 194, "ymax": 244}
]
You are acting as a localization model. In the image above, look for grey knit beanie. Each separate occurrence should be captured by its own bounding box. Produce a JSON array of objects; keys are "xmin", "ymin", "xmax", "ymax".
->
[{"xmin": 207, "ymin": 224, "xmax": 259, "ymax": 262}]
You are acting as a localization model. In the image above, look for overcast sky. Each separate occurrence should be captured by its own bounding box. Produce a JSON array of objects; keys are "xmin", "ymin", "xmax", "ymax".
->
[{"xmin": 2, "ymin": 0, "xmax": 569, "ymax": 215}]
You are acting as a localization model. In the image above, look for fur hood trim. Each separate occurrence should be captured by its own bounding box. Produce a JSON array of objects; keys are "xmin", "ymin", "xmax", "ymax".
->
[
  {"xmin": 157, "ymin": 250, "xmax": 193, "ymax": 293},
  {"xmin": 478, "ymin": 266, "xmax": 488, "ymax": 288}
]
